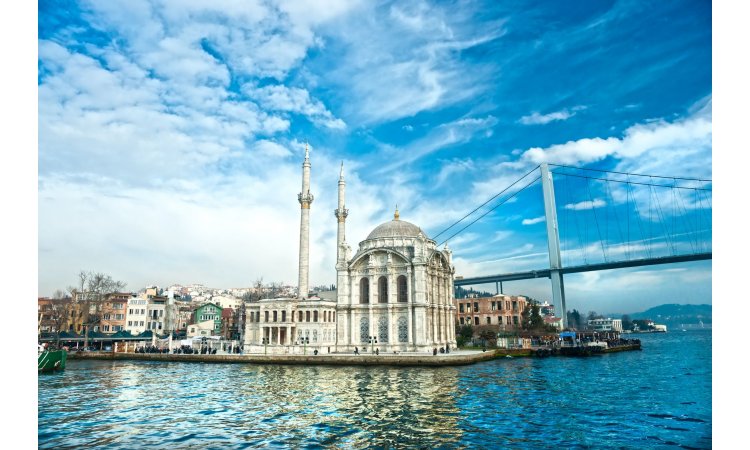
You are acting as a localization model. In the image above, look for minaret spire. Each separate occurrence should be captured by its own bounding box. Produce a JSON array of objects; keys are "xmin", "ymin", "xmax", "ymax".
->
[
  {"xmin": 297, "ymin": 143, "xmax": 314, "ymax": 299},
  {"xmin": 335, "ymin": 161, "xmax": 348, "ymax": 263}
]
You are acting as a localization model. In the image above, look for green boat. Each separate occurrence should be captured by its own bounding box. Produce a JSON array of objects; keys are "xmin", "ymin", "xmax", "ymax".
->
[{"xmin": 38, "ymin": 345, "xmax": 67, "ymax": 373}]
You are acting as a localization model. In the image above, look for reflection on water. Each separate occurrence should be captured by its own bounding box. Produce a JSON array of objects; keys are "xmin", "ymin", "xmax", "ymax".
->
[{"xmin": 39, "ymin": 331, "xmax": 711, "ymax": 449}]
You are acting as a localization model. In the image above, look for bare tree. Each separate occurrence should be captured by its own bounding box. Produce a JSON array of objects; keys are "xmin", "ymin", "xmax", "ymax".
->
[
  {"xmin": 69, "ymin": 270, "xmax": 127, "ymax": 349},
  {"xmin": 48, "ymin": 299, "xmax": 74, "ymax": 348}
]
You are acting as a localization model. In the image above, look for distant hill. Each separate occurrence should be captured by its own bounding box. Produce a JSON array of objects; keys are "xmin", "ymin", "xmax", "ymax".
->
[{"xmin": 628, "ymin": 304, "xmax": 711, "ymax": 328}]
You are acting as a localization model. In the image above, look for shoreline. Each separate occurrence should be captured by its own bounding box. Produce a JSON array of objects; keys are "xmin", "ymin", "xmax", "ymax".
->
[{"xmin": 65, "ymin": 344, "xmax": 640, "ymax": 367}]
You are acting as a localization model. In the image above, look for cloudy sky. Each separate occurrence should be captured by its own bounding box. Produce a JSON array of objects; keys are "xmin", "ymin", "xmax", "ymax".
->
[{"xmin": 37, "ymin": 0, "xmax": 712, "ymax": 314}]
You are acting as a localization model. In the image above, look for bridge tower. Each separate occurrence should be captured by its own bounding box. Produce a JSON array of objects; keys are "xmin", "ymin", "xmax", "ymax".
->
[{"xmin": 540, "ymin": 163, "xmax": 567, "ymax": 328}]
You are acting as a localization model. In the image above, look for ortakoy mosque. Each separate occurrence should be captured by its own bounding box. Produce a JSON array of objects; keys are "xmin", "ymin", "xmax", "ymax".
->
[{"xmin": 243, "ymin": 146, "xmax": 457, "ymax": 353}]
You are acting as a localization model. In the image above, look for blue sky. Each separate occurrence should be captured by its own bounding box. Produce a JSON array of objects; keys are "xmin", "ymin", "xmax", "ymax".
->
[{"xmin": 37, "ymin": 0, "xmax": 712, "ymax": 314}]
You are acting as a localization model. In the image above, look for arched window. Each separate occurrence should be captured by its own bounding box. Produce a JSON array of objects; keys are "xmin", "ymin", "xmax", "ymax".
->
[
  {"xmin": 398, "ymin": 316, "xmax": 408, "ymax": 343},
  {"xmin": 378, "ymin": 316, "xmax": 388, "ymax": 342},
  {"xmin": 378, "ymin": 276, "xmax": 388, "ymax": 303},
  {"xmin": 397, "ymin": 275, "xmax": 407, "ymax": 302},
  {"xmin": 360, "ymin": 278, "xmax": 369, "ymax": 304},
  {"xmin": 282, "ymin": 311, "xmax": 287, "ymax": 322},
  {"xmin": 360, "ymin": 317, "xmax": 369, "ymax": 343},
  {"xmin": 298, "ymin": 311, "xmax": 303, "ymax": 322},
  {"xmin": 333, "ymin": 311, "xmax": 336, "ymax": 322},
  {"xmin": 314, "ymin": 311, "xmax": 319, "ymax": 322}
]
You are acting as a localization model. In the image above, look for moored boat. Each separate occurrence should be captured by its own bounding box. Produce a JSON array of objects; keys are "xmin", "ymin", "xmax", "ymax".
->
[{"xmin": 38, "ymin": 344, "xmax": 67, "ymax": 373}]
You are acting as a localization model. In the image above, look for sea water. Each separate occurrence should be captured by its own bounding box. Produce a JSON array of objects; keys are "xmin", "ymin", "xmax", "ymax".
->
[{"xmin": 38, "ymin": 330, "xmax": 711, "ymax": 448}]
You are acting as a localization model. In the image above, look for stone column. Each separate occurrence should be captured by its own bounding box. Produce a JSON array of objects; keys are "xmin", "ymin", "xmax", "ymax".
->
[
  {"xmin": 369, "ymin": 275, "xmax": 374, "ymax": 347},
  {"xmin": 407, "ymin": 267, "xmax": 413, "ymax": 347}
]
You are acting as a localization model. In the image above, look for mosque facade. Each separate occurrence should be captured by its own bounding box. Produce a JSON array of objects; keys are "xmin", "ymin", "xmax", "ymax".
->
[{"xmin": 243, "ymin": 147, "xmax": 456, "ymax": 354}]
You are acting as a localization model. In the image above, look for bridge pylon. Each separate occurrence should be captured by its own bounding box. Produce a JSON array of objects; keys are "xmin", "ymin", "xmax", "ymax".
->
[{"xmin": 541, "ymin": 163, "xmax": 567, "ymax": 329}]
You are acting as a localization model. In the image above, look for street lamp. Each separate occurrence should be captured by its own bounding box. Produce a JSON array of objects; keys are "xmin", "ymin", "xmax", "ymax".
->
[
  {"xmin": 299, "ymin": 336, "xmax": 309, "ymax": 354},
  {"xmin": 262, "ymin": 337, "xmax": 268, "ymax": 354},
  {"xmin": 368, "ymin": 336, "xmax": 378, "ymax": 355}
]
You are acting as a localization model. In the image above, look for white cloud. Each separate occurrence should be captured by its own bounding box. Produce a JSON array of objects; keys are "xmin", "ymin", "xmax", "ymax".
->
[
  {"xmin": 521, "ymin": 98, "xmax": 711, "ymax": 168},
  {"xmin": 522, "ymin": 216, "xmax": 546, "ymax": 225},
  {"xmin": 518, "ymin": 106, "xmax": 586, "ymax": 125},
  {"xmin": 564, "ymin": 198, "xmax": 606, "ymax": 210},
  {"xmin": 244, "ymin": 84, "xmax": 346, "ymax": 130}
]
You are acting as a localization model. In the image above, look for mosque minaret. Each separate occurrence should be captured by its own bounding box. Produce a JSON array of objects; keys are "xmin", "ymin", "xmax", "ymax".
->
[
  {"xmin": 334, "ymin": 162, "xmax": 348, "ymax": 263},
  {"xmin": 297, "ymin": 143, "xmax": 314, "ymax": 299}
]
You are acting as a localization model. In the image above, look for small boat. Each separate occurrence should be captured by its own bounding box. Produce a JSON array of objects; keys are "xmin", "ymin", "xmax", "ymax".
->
[{"xmin": 38, "ymin": 344, "xmax": 67, "ymax": 373}]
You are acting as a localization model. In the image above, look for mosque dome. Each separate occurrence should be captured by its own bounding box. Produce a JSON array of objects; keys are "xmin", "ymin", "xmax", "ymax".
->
[{"xmin": 366, "ymin": 208, "xmax": 425, "ymax": 240}]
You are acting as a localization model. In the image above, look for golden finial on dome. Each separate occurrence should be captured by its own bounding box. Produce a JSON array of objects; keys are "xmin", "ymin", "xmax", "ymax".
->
[{"xmin": 394, "ymin": 205, "xmax": 400, "ymax": 220}]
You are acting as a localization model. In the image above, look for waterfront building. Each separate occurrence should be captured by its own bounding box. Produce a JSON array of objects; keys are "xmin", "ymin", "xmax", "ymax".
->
[
  {"xmin": 146, "ymin": 296, "xmax": 167, "ymax": 333},
  {"xmin": 38, "ymin": 297, "xmax": 72, "ymax": 335},
  {"xmin": 187, "ymin": 320, "xmax": 215, "ymax": 337},
  {"xmin": 175, "ymin": 303, "xmax": 194, "ymax": 332},
  {"xmin": 99, "ymin": 293, "xmax": 130, "ymax": 333},
  {"xmin": 454, "ymin": 295, "xmax": 527, "ymax": 330},
  {"xmin": 193, "ymin": 302, "xmax": 222, "ymax": 335},
  {"xmin": 544, "ymin": 316, "xmax": 563, "ymax": 331},
  {"xmin": 221, "ymin": 307, "xmax": 240, "ymax": 340},
  {"xmin": 244, "ymin": 146, "xmax": 457, "ymax": 353},
  {"xmin": 125, "ymin": 297, "xmax": 148, "ymax": 334},
  {"xmin": 587, "ymin": 318, "xmax": 623, "ymax": 332}
]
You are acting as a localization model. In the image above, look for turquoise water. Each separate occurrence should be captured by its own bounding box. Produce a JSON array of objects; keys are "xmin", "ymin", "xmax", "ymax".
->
[{"xmin": 38, "ymin": 330, "xmax": 711, "ymax": 448}]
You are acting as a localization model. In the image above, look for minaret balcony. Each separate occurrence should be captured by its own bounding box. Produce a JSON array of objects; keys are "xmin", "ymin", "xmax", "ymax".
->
[
  {"xmin": 298, "ymin": 192, "xmax": 314, "ymax": 204},
  {"xmin": 334, "ymin": 208, "xmax": 349, "ymax": 219}
]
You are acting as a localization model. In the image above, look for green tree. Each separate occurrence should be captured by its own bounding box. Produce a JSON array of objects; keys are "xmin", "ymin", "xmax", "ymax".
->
[
  {"xmin": 522, "ymin": 303, "xmax": 548, "ymax": 331},
  {"xmin": 566, "ymin": 309, "xmax": 582, "ymax": 330},
  {"xmin": 621, "ymin": 314, "xmax": 633, "ymax": 331},
  {"xmin": 456, "ymin": 324, "xmax": 473, "ymax": 347}
]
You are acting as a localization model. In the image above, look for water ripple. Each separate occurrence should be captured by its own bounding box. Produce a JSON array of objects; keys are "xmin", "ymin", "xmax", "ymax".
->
[{"xmin": 39, "ymin": 331, "xmax": 711, "ymax": 449}]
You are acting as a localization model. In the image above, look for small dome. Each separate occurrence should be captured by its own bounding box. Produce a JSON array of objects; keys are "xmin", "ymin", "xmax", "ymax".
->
[{"xmin": 366, "ymin": 218, "xmax": 425, "ymax": 240}]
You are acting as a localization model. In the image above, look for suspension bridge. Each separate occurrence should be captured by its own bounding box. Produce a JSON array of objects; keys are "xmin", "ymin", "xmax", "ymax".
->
[{"xmin": 438, "ymin": 163, "xmax": 712, "ymax": 328}]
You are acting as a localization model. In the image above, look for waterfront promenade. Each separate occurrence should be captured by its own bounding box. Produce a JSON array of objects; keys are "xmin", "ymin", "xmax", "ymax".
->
[{"xmin": 69, "ymin": 349, "xmax": 501, "ymax": 366}]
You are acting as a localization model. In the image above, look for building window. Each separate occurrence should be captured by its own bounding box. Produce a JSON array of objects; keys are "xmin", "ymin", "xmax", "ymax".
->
[
  {"xmin": 459, "ymin": 303, "xmax": 464, "ymax": 313},
  {"xmin": 378, "ymin": 276, "xmax": 388, "ymax": 303},
  {"xmin": 273, "ymin": 311, "xmax": 278, "ymax": 322},
  {"xmin": 506, "ymin": 316, "xmax": 511, "ymax": 325},
  {"xmin": 333, "ymin": 312, "xmax": 336, "ymax": 322},
  {"xmin": 314, "ymin": 311, "xmax": 319, "ymax": 322},
  {"xmin": 306, "ymin": 311, "xmax": 310, "ymax": 322},
  {"xmin": 282, "ymin": 311, "xmax": 287, "ymax": 322},
  {"xmin": 474, "ymin": 302, "xmax": 479, "ymax": 313},
  {"xmin": 474, "ymin": 317, "xmax": 479, "ymax": 325},
  {"xmin": 491, "ymin": 302, "xmax": 496, "ymax": 311},
  {"xmin": 513, "ymin": 316, "xmax": 519, "ymax": 325},
  {"xmin": 378, "ymin": 316, "xmax": 388, "ymax": 342},
  {"xmin": 128, "ymin": 321, "xmax": 132, "ymax": 326},
  {"xmin": 140, "ymin": 321, "xmax": 144, "ymax": 326},
  {"xmin": 265, "ymin": 311, "xmax": 269, "ymax": 322},
  {"xmin": 397, "ymin": 275, "xmax": 407, "ymax": 302},
  {"xmin": 398, "ymin": 316, "xmax": 408, "ymax": 342},
  {"xmin": 460, "ymin": 317, "xmax": 464, "ymax": 324},
  {"xmin": 298, "ymin": 311, "xmax": 303, "ymax": 322},
  {"xmin": 486, "ymin": 317, "xmax": 491, "ymax": 324},
  {"xmin": 506, "ymin": 301, "xmax": 510, "ymax": 311},
  {"xmin": 360, "ymin": 317, "xmax": 370, "ymax": 343},
  {"xmin": 360, "ymin": 278, "xmax": 369, "ymax": 304}
]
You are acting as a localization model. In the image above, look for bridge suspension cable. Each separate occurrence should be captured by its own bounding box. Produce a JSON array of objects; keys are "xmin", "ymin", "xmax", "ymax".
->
[
  {"xmin": 547, "ymin": 163, "xmax": 712, "ymax": 183},
  {"xmin": 437, "ymin": 174, "xmax": 541, "ymax": 247},
  {"xmin": 432, "ymin": 164, "xmax": 540, "ymax": 240}
]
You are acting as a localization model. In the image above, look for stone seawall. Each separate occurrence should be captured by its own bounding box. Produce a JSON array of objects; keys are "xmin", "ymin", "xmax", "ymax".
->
[{"xmin": 69, "ymin": 350, "xmax": 499, "ymax": 367}]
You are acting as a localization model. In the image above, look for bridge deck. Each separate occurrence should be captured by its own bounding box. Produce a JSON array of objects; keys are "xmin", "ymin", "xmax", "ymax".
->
[{"xmin": 454, "ymin": 252, "xmax": 712, "ymax": 286}]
